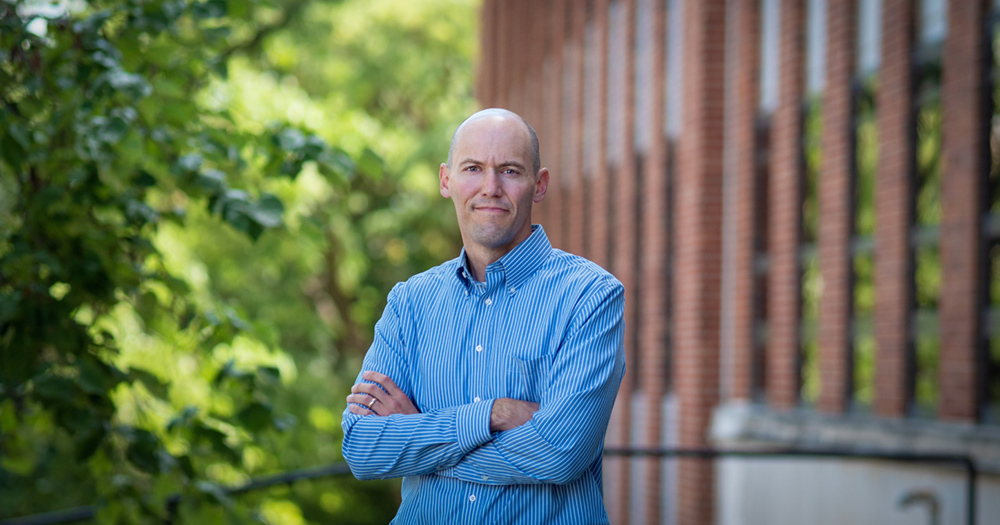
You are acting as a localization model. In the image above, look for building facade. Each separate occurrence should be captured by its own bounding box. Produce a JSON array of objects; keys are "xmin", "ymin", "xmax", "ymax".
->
[{"xmin": 477, "ymin": 0, "xmax": 1000, "ymax": 523}]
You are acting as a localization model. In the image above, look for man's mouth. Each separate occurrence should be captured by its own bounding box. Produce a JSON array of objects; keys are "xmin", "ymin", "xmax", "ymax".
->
[{"xmin": 473, "ymin": 205, "xmax": 509, "ymax": 213}]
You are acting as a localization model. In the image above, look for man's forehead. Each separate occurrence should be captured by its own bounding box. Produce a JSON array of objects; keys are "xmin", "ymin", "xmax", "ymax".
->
[{"xmin": 453, "ymin": 115, "xmax": 531, "ymax": 149}]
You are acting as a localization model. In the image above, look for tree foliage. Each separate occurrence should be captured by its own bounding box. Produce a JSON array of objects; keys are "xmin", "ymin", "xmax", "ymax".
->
[{"xmin": 0, "ymin": 0, "xmax": 477, "ymax": 522}]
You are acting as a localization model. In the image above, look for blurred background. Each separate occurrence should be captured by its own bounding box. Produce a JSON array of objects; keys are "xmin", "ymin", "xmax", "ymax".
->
[
  {"xmin": 1, "ymin": 0, "xmax": 476, "ymax": 522},
  {"xmin": 3, "ymin": 0, "xmax": 1000, "ymax": 524}
]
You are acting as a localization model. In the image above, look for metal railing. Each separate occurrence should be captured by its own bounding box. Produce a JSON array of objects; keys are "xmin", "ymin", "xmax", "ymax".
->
[{"xmin": 0, "ymin": 447, "xmax": 978, "ymax": 525}]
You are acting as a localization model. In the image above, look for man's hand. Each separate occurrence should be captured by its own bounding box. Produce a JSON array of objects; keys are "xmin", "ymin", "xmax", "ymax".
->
[
  {"xmin": 347, "ymin": 371, "xmax": 420, "ymax": 416},
  {"xmin": 489, "ymin": 398, "xmax": 540, "ymax": 432}
]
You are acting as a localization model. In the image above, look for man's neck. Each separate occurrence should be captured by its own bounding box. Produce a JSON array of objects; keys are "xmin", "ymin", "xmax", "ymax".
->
[{"xmin": 464, "ymin": 247, "xmax": 502, "ymax": 283}]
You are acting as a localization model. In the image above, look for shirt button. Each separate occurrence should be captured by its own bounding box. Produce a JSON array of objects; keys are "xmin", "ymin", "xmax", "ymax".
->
[
  {"xmin": 475, "ymin": 345, "xmax": 483, "ymax": 353},
  {"xmin": 482, "ymin": 475, "xmax": 489, "ymax": 481},
  {"xmin": 484, "ymin": 297, "xmax": 492, "ymax": 305},
  {"xmin": 469, "ymin": 495, "xmax": 476, "ymax": 502},
  {"xmin": 474, "ymin": 396, "xmax": 481, "ymax": 402}
]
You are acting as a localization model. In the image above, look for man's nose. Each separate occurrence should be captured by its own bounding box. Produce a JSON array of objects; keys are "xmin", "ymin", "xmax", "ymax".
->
[{"xmin": 481, "ymin": 169, "xmax": 503, "ymax": 197}]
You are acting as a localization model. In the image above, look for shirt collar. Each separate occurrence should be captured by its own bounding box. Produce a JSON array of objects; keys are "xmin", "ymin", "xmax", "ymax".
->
[{"xmin": 454, "ymin": 224, "xmax": 552, "ymax": 292}]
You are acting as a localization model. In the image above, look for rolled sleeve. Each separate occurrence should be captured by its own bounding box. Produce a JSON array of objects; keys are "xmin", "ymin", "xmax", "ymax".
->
[{"xmin": 455, "ymin": 397, "xmax": 495, "ymax": 451}]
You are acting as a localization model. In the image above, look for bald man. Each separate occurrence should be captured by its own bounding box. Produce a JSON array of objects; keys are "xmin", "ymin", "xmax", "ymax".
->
[{"xmin": 342, "ymin": 109, "xmax": 625, "ymax": 524}]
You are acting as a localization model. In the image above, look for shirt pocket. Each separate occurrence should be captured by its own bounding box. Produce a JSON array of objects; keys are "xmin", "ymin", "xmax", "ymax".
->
[{"xmin": 514, "ymin": 354, "xmax": 551, "ymax": 403}]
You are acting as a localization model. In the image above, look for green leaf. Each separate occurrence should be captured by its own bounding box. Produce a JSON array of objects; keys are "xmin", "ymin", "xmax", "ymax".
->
[
  {"xmin": 33, "ymin": 374, "xmax": 77, "ymax": 403},
  {"xmin": 195, "ymin": 480, "xmax": 234, "ymax": 508},
  {"xmin": 192, "ymin": 0, "xmax": 228, "ymax": 19},
  {"xmin": 193, "ymin": 424, "xmax": 239, "ymax": 462},
  {"xmin": 357, "ymin": 147, "xmax": 384, "ymax": 179},
  {"xmin": 247, "ymin": 193, "xmax": 284, "ymax": 228},
  {"xmin": 133, "ymin": 170, "xmax": 157, "ymax": 188},
  {"xmin": 275, "ymin": 128, "xmax": 306, "ymax": 152},
  {"xmin": 125, "ymin": 428, "xmax": 161, "ymax": 474},
  {"xmin": 74, "ymin": 423, "xmax": 108, "ymax": 462},
  {"xmin": 130, "ymin": 366, "xmax": 170, "ymax": 399},
  {"xmin": 0, "ymin": 133, "xmax": 25, "ymax": 169},
  {"xmin": 236, "ymin": 401, "xmax": 273, "ymax": 432},
  {"xmin": 257, "ymin": 365, "xmax": 280, "ymax": 384},
  {"xmin": 167, "ymin": 406, "xmax": 199, "ymax": 432}
]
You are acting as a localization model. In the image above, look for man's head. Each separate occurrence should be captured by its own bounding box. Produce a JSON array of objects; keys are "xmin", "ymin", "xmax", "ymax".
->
[
  {"xmin": 447, "ymin": 109, "xmax": 541, "ymax": 175},
  {"xmin": 439, "ymin": 108, "xmax": 549, "ymax": 265}
]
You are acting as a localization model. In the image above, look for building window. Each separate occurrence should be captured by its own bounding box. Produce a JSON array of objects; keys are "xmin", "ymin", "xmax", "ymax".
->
[
  {"xmin": 753, "ymin": 115, "xmax": 771, "ymax": 402},
  {"xmin": 909, "ymin": 0, "xmax": 946, "ymax": 418},
  {"xmin": 634, "ymin": 0, "xmax": 654, "ymax": 152},
  {"xmin": 850, "ymin": 0, "xmax": 881, "ymax": 411},
  {"xmin": 799, "ymin": 0, "xmax": 826, "ymax": 405},
  {"xmin": 759, "ymin": 0, "xmax": 781, "ymax": 114},
  {"xmin": 607, "ymin": 0, "xmax": 626, "ymax": 166},
  {"xmin": 752, "ymin": 0, "xmax": 780, "ymax": 402},
  {"xmin": 984, "ymin": 4, "xmax": 1000, "ymax": 423}
]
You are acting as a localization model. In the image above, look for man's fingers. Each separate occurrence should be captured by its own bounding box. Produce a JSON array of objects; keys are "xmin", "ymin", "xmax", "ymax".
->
[
  {"xmin": 346, "ymin": 393, "xmax": 377, "ymax": 406},
  {"xmin": 362, "ymin": 370, "xmax": 402, "ymax": 395},
  {"xmin": 347, "ymin": 404, "xmax": 375, "ymax": 415},
  {"xmin": 351, "ymin": 382, "xmax": 381, "ymax": 397}
]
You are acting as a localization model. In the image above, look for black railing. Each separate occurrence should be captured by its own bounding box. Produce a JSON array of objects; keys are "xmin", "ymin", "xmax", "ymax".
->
[{"xmin": 0, "ymin": 447, "xmax": 978, "ymax": 525}]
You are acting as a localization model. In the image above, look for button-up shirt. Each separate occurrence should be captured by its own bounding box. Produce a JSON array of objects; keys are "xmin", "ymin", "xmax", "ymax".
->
[{"xmin": 341, "ymin": 225, "xmax": 625, "ymax": 524}]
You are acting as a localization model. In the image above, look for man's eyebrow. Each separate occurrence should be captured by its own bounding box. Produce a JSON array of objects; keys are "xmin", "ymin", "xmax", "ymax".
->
[
  {"xmin": 457, "ymin": 159, "xmax": 527, "ymax": 171},
  {"xmin": 498, "ymin": 161, "xmax": 527, "ymax": 170}
]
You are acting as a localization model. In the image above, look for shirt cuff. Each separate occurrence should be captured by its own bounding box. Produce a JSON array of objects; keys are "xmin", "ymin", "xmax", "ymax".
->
[{"xmin": 455, "ymin": 398, "xmax": 495, "ymax": 451}]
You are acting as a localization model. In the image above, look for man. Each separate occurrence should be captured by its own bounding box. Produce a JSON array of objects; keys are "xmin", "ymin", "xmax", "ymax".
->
[{"xmin": 341, "ymin": 108, "xmax": 625, "ymax": 524}]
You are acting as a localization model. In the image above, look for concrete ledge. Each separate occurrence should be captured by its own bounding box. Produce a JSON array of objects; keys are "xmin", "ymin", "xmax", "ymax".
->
[{"xmin": 710, "ymin": 401, "xmax": 1000, "ymax": 473}]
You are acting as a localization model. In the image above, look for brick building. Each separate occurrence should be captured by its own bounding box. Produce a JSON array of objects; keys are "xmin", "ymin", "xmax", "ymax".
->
[{"xmin": 477, "ymin": 0, "xmax": 1000, "ymax": 523}]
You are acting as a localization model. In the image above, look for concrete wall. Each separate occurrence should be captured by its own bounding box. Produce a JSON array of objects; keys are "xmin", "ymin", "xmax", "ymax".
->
[{"xmin": 716, "ymin": 458, "xmax": 1000, "ymax": 525}]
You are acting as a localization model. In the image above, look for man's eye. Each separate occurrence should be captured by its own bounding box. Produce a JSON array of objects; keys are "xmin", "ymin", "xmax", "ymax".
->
[{"xmin": 465, "ymin": 166, "xmax": 480, "ymax": 172}]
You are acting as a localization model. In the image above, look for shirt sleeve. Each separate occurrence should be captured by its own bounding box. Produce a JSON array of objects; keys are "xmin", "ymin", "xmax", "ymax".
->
[
  {"xmin": 341, "ymin": 283, "xmax": 496, "ymax": 480},
  {"xmin": 446, "ymin": 278, "xmax": 626, "ymax": 485}
]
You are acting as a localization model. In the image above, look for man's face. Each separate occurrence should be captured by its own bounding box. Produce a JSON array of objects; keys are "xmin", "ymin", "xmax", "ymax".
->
[{"xmin": 439, "ymin": 116, "xmax": 548, "ymax": 258}]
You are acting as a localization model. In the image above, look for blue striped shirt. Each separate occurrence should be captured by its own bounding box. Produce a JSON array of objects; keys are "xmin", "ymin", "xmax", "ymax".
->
[{"xmin": 341, "ymin": 225, "xmax": 625, "ymax": 524}]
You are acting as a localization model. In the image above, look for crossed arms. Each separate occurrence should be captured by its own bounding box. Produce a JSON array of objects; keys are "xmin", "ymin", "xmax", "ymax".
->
[{"xmin": 340, "ymin": 280, "xmax": 625, "ymax": 485}]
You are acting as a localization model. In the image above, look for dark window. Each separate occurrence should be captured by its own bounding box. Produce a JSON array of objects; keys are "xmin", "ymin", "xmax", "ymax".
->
[
  {"xmin": 850, "ymin": 74, "xmax": 877, "ymax": 411},
  {"xmin": 753, "ymin": 115, "xmax": 772, "ymax": 402},
  {"xmin": 800, "ymin": 96, "xmax": 822, "ymax": 406},
  {"xmin": 909, "ymin": 0, "xmax": 945, "ymax": 418},
  {"xmin": 983, "ymin": 7, "xmax": 1000, "ymax": 423}
]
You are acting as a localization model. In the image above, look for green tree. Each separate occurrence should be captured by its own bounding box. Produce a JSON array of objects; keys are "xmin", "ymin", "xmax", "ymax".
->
[{"xmin": 1, "ymin": 0, "xmax": 478, "ymax": 522}]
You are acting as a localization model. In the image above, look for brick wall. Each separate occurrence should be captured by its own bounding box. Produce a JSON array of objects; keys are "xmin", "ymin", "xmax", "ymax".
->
[
  {"xmin": 817, "ymin": 0, "xmax": 856, "ymax": 414},
  {"xmin": 873, "ymin": 0, "xmax": 915, "ymax": 418},
  {"xmin": 939, "ymin": 0, "xmax": 990, "ymax": 422},
  {"xmin": 766, "ymin": 0, "xmax": 805, "ymax": 411},
  {"xmin": 477, "ymin": 0, "xmax": 995, "ymax": 522}
]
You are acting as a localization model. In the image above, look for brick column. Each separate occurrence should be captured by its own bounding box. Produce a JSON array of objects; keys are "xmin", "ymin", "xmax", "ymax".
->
[
  {"xmin": 508, "ymin": 0, "xmax": 527, "ymax": 116},
  {"xmin": 589, "ymin": 0, "xmax": 612, "ymax": 272},
  {"xmin": 544, "ymin": 0, "xmax": 566, "ymax": 247},
  {"xmin": 477, "ymin": 0, "xmax": 497, "ymax": 107},
  {"xmin": 939, "ymin": 0, "xmax": 989, "ymax": 421},
  {"xmin": 766, "ymin": 0, "xmax": 805, "ymax": 411},
  {"xmin": 565, "ymin": 4, "xmax": 587, "ymax": 257},
  {"xmin": 526, "ymin": 2, "xmax": 547, "ymax": 145},
  {"xmin": 817, "ymin": 0, "xmax": 857, "ymax": 414},
  {"xmin": 674, "ymin": 0, "xmax": 726, "ymax": 523},
  {"xmin": 731, "ymin": 0, "xmax": 761, "ymax": 402},
  {"xmin": 639, "ymin": 1, "xmax": 668, "ymax": 523},
  {"xmin": 873, "ymin": 0, "xmax": 915, "ymax": 418},
  {"xmin": 611, "ymin": 1, "xmax": 637, "ymax": 521}
]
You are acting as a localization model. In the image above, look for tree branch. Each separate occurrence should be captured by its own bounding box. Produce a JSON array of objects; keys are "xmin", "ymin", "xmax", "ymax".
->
[{"xmin": 217, "ymin": 0, "xmax": 311, "ymax": 62}]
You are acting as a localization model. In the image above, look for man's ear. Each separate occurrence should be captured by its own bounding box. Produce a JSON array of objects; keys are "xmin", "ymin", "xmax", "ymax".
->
[
  {"xmin": 533, "ymin": 167, "xmax": 549, "ymax": 203},
  {"xmin": 439, "ymin": 163, "xmax": 451, "ymax": 198}
]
